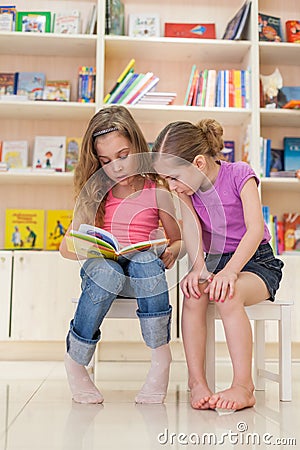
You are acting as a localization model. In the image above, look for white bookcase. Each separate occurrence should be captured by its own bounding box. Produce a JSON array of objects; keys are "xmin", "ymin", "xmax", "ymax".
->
[{"xmin": 0, "ymin": 0, "xmax": 299, "ymax": 344}]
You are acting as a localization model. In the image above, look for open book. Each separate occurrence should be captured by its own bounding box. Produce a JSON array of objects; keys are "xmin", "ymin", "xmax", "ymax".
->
[{"xmin": 66, "ymin": 224, "xmax": 168, "ymax": 260}]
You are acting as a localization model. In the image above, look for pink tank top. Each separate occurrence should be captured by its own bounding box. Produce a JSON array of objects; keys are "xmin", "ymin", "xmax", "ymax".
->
[{"xmin": 102, "ymin": 179, "xmax": 160, "ymax": 246}]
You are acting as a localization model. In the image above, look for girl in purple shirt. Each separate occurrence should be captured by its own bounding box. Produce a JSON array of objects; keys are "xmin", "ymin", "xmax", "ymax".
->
[{"xmin": 153, "ymin": 118, "xmax": 283, "ymax": 412}]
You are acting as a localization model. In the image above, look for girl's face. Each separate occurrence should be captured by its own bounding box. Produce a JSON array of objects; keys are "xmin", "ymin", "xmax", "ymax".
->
[
  {"xmin": 154, "ymin": 157, "xmax": 204, "ymax": 195},
  {"xmin": 95, "ymin": 132, "xmax": 137, "ymax": 184}
]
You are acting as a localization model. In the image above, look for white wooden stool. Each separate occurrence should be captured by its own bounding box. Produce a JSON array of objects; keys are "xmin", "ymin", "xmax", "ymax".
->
[
  {"xmin": 205, "ymin": 300, "xmax": 293, "ymax": 401},
  {"xmin": 72, "ymin": 297, "xmax": 137, "ymax": 380}
]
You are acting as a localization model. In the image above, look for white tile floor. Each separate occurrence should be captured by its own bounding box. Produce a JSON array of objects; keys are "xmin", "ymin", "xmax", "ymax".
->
[{"xmin": 0, "ymin": 360, "xmax": 299, "ymax": 450}]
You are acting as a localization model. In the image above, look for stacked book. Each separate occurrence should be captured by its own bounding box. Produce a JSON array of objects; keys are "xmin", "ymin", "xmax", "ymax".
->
[{"xmin": 104, "ymin": 59, "xmax": 176, "ymax": 106}]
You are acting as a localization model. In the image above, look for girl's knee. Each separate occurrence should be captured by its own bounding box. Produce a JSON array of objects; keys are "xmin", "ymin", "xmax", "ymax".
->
[
  {"xmin": 128, "ymin": 252, "xmax": 165, "ymax": 278},
  {"xmin": 81, "ymin": 259, "xmax": 125, "ymax": 295}
]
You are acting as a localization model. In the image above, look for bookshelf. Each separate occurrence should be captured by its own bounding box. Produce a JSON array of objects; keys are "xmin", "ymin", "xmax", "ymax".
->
[{"xmin": 0, "ymin": 0, "xmax": 300, "ymax": 346}]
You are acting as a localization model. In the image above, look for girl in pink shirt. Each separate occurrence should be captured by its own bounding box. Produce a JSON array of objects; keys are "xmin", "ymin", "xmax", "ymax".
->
[
  {"xmin": 60, "ymin": 106, "xmax": 182, "ymax": 404},
  {"xmin": 153, "ymin": 118, "xmax": 283, "ymax": 412}
]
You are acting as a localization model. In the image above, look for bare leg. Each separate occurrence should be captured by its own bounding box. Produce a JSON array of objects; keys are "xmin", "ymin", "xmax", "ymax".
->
[
  {"xmin": 209, "ymin": 272, "xmax": 270, "ymax": 411},
  {"xmin": 182, "ymin": 284, "xmax": 212, "ymax": 409},
  {"xmin": 64, "ymin": 353, "xmax": 104, "ymax": 404},
  {"xmin": 135, "ymin": 343, "xmax": 172, "ymax": 404}
]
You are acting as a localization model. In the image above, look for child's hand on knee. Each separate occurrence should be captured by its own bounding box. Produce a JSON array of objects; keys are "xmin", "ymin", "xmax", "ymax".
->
[{"xmin": 180, "ymin": 269, "xmax": 212, "ymax": 299}]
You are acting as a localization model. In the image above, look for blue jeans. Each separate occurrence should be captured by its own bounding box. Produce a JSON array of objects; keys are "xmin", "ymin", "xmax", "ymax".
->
[{"xmin": 66, "ymin": 251, "xmax": 172, "ymax": 365}]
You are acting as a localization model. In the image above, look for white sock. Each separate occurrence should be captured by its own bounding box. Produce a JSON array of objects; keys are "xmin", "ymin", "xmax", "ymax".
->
[
  {"xmin": 64, "ymin": 353, "xmax": 104, "ymax": 404},
  {"xmin": 135, "ymin": 344, "xmax": 172, "ymax": 404}
]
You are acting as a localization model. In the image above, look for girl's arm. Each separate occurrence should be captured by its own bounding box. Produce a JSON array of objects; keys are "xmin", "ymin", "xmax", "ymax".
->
[
  {"xmin": 205, "ymin": 177, "xmax": 265, "ymax": 301},
  {"xmin": 156, "ymin": 186, "xmax": 184, "ymax": 269},
  {"xmin": 177, "ymin": 193, "xmax": 212, "ymax": 298}
]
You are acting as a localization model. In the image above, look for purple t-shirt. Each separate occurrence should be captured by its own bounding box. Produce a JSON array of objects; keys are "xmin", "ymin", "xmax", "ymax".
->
[{"xmin": 191, "ymin": 160, "xmax": 271, "ymax": 253}]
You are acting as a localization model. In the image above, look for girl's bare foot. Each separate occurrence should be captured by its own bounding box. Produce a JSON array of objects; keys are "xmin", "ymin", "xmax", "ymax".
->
[
  {"xmin": 209, "ymin": 384, "xmax": 255, "ymax": 411},
  {"xmin": 190, "ymin": 383, "xmax": 213, "ymax": 410}
]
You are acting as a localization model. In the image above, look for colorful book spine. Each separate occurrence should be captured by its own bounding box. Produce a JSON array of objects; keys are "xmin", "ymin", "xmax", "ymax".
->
[
  {"xmin": 184, "ymin": 64, "xmax": 196, "ymax": 106},
  {"xmin": 78, "ymin": 66, "xmax": 96, "ymax": 103},
  {"xmin": 131, "ymin": 75, "xmax": 159, "ymax": 105}
]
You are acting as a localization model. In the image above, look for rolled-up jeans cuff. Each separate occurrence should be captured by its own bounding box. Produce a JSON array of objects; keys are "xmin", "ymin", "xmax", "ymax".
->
[
  {"xmin": 66, "ymin": 321, "xmax": 100, "ymax": 366},
  {"xmin": 137, "ymin": 306, "xmax": 172, "ymax": 349}
]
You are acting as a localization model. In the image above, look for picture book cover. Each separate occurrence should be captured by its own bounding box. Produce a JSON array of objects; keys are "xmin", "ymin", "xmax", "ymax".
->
[
  {"xmin": 283, "ymin": 213, "xmax": 300, "ymax": 252},
  {"xmin": 67, "ymin": 223, "xmax": 168, "ymax": 260},
  {"xmin": 15, "ymin": 71, "xmax": 46, "ymax": 100},
  {"xmin": 128, "ymin": 14, "xmax": 160, "ymax": 38},
  {"xmin": 165, "ymin": 23, "xmax": 216, "ymax": 39},
  {"xmin": 270, "ymin": 148, "xmax": 284, "ymax": 173},
  {"xmin": 53, "ymin": 10, "xmax": 81, "ymax": 34},
  {"xmin": 5, "ymin": 209, "xmax": 45, "ymax": 250},
  {"xmin": 65, "ymin": 137, "xmax": 82, "ymax": 172},
  {"xmin": 222, "ymin": 140, "xmax": 235, "ymax": 162},
  {"xmin": 43, "ymin": 80, "xmax": 71, "ymax": 101},
  {"xmin": 16, "ymin": 11, "xmax": 51, "ymax": 33},
  {"xmin": 106, "ymin": 0, "xmax": 124, "ymax": 35},
  {"xmin": 33, "ymin": 136, "xmax": 66, "ymax": 171},
  {"xmin": 1, "ymin": 140, "xmax": 28, "ymax": 168},
  {"xmin": 0, "ymin": 72, "xmax": 16, "ymax": 95},
  {"xmin": 46, "ymin": 210, "xmax": 73, "ymax": 250},
  {"xmin": 284, "ymin": 137, "xmax": 300, "ymax": 171},
  {"xmin": 0, "ymin": 5, "xmax": 16, "ymax": 31},
  {"xmin": 286, "ymin": 20, "xmax": 300, "ymax": 43},
  {"xmin": 258, "ymin": 13, "xmax": 283, "ymax": 42}
]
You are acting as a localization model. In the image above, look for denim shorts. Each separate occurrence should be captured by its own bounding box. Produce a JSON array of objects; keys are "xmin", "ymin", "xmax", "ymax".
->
[{"xmin": 205, "ymin": 243, "xmax": 284, "ymax": 301}]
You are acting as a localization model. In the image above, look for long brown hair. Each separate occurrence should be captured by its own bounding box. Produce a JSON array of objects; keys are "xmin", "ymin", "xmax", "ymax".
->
[{"xmin": 74, "ymin": 105, "xmax": 163, "ymax": 227}]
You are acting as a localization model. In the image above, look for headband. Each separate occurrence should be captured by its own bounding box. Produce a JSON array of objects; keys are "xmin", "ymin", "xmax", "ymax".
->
[{"xmin": 92, "ymin": 127, "xmax": 118, "ymax": 140}]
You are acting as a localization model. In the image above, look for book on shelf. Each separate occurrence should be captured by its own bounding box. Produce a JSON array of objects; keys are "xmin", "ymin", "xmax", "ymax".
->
[
  {"xmin": 66, "ymin": 224, "xmax": 168, "ymax": 260},
  {"xmin": 164, "ymin": 23, "xmax": 216, "ymax": 39},
  {"xmin": 222, "ymin": 141, "xmax": 235, "ymax": 163},
  {"xmin": 16, "ymin": 11, "xmax": 51, "ymax": 33},
  {"xmin": 52, "ymin": 10, "xmax": 81, "ymax": 34},
  {"xmin": 119, "ymin": 72, "xmax": 154, "ymax": 104},
  {"xmin": 222, "ymin": 1, "xmax": 251, "ymax": 40},
  {"xmin": 283, "ymin": 213, "xmax": 300, "ymax": 252},
  {"xmin": 0, "ymin": 140, "xmax": 28, "ymax": 169},
  {"xmin": 184, "ymin": 65, "xmax": 197, "ymax": 106},
  {"xmin": 105, "ymin": 0, "xmax": 124, "ymax": 35},
  {"xmin": 128, "ymin": 13, "xmax": 160, "ymax": 38},
  {"xmin": 103, "ymin": 59, "xmax": 135, "ymax": 103},
  {"xmin": 0, "ymin": 5, "xmax": 16, "ymax": 31},
  {"xmin": 0, "ymin": 72, "xmax": 16, "ymax": 96},
  {"xmin": 33, "ymin": 136, "xmax": 66, "ymax": 171},
  {"xmin": 258, "ymin": 13, "xmax": 283, "ymax": 42},
  {"xmin": 285, "ymin": 20, "xmax": 300, "ymax": 43},
  {"xmin": 137, "ymin": 91, "xmax": 176, "ymax": 106},
  {"xmin": 43, "ymin": 80, "xmax": 71, "ymax": 101},
  {"xmin": 284, "ymin": 137, "xmax": 300, "ymax": 171},
  {"xmin": 260, "ymin": 137, "xmax": 272, "ymax": 177},
  {"xmin": 269, "ymin": 170, "xmax": 298, "ymax": 178},
  {"xmin": 128, "ymin": 75, "xmax": 160, "ymax": 105},
  {"xmin": 109, "ymin": 71, "xmax": 138, "ymax": 104},
  {"xmin": 85, "ymin": 4, "xmax": 97, "ymax": 34},
  {"xmin": 15, "ymin": 72, "xmax": 46, "ymax": 101},
  {"xmin": 65, "ymin": 137, "xmax": 82, "ymax": 172},
  {"xmin": 46, "ymin": 209, "xmax": 73, "ymax": 250},
  {"xmin": 270, "ymin": 148, "xmax": 284, "ymax": 173},
  {"xmin": 78, "ymin": 66, "xmax": 96, "ymax": 103},
  {"xmin": 5, "ymin": 209, "xmax": 45, "ymax": 250}
]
